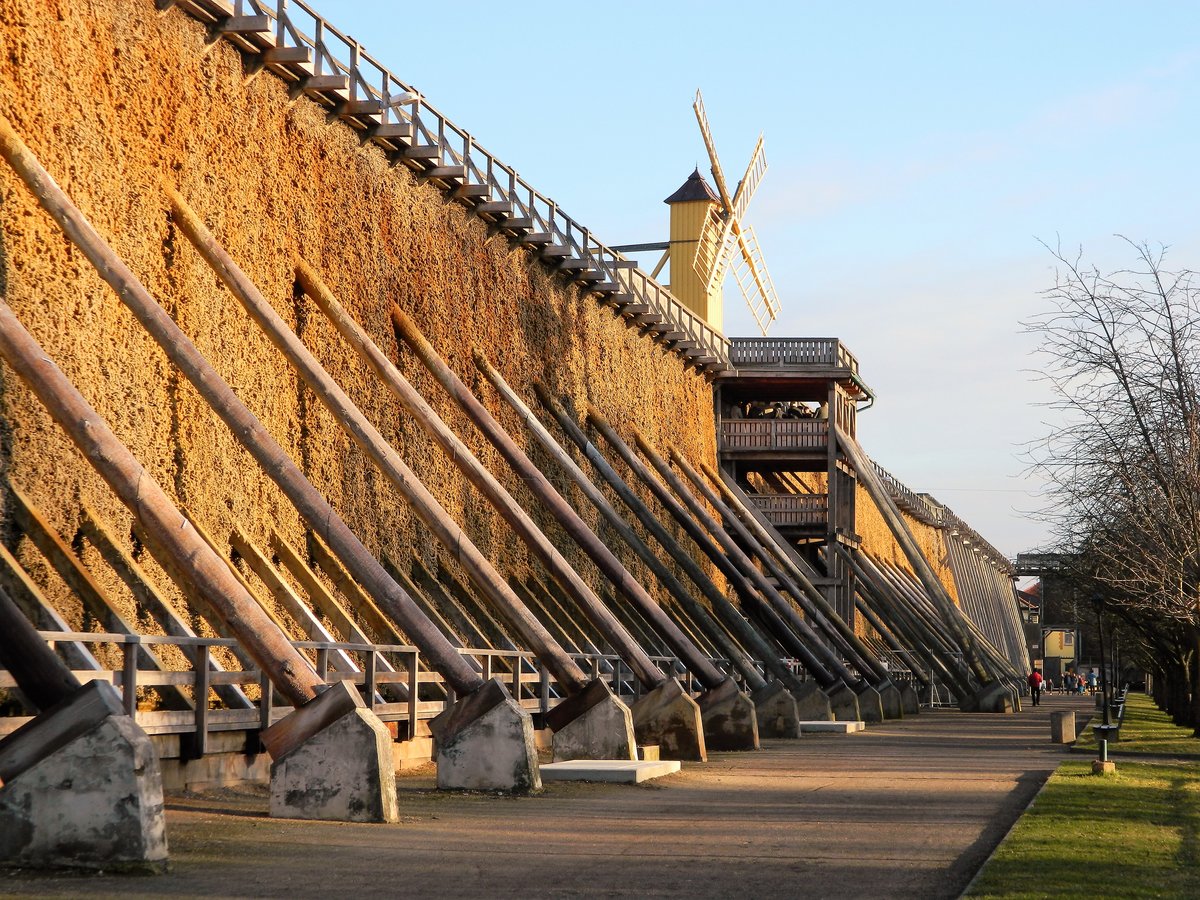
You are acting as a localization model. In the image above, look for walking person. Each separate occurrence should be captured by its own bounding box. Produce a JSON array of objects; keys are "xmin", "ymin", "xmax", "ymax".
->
[{"xmin": 1027, "ymin": 668, "xmax": 1043, "ymax": 706}]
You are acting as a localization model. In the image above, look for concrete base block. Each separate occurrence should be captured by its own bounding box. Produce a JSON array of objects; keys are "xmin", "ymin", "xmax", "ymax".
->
[
  {"xmin": 539, "ymin": 759, "xmax": 681, "ymax": 784},
  {"xmin": 430, "ymin": 678, "xmax": 540, "ymax": 792},
  {"xmin": 269, "ymin": 706, "xmax": 398, "ymax": 823},
  {"xmin": 800, "ymin": 720, "xmax": 865, "ymax": 734},
  {"xmin": 1092, "ymin": 759, "xmax": 1117, "ymax": 776},
  {"xmin": 752, "ymin": 681, "xmax": 802, "ymax": 739},
  {"xmin": 971, "ymin": 681, "xmax": 1016, "ymax": 714},
  {"xmin": 791, "ymin": 681, "xmax": 834, "ymax": 721},
  {"xmin": 546, "ymin": 678, "xmax": 636, "ymax": 762},
  {"xmin": 0, "ymin": 682, "xmax": 167, "ymax": 872},
  {"xmin": 631, "ymin": 679, "xmax": 706, "ymax": 762},
  {"xmin": 825, "ymin": 683, "xmax": 862, "ymax": 722},
  {"xmin": 1051, "ymin": 711, "xmax": 1076, "ymax": 744},
  {"xmin": 854, "ymin": 684, "xmax": 884, "ymax": 723},
  {"xmin": 697, "ymin": 679, "xmax": 759, "ymax": 751},
  {"xmin": 900, "ymin": 683, "xmax": 921, "ymax": 715},
  {"xmin": 875, "ymin": 682, "xmax": 904, "ymax": 720}
]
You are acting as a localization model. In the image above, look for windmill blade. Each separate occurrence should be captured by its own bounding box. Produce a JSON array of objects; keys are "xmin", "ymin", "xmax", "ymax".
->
[
  {"xmin": 730, "ymin": 134, "xmax": 767, "ymax": 222},
  {"xmin": 693, "ymin": 89, "xmax": 734, "ymax": 211},
  {"xmin": 704, "ymin": 214, "xmax": 739, "ymax": 292},
  {"xmin": 692, "ymin": 205, "xmax": 726, "ymax": 283},
  {"xmin": 730, "ymin": 225, "xmax": 782, "ymax": 335}
]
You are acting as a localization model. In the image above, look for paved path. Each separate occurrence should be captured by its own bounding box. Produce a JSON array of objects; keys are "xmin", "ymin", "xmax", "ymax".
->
[{"xmin": 3, "ymin": 693, "xmax": 1096, "ymax": 899}]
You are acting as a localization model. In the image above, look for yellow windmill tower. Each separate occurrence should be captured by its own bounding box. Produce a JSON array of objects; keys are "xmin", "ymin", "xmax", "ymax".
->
[{"xmin": 667, "ymin": 90, "xmax": 782, "ymax": 336}]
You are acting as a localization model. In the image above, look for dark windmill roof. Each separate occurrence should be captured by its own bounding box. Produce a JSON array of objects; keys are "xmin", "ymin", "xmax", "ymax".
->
[{"xmin": 664, "ymin": 167, "xmax": 720, "ymax": 205}]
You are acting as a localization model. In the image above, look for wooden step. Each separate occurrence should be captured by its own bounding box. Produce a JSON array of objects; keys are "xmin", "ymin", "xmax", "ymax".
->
[
  {"xmin": 520, "ymin": 232, "xmax": 553, "ymax": 245},
  {"xmin": 217, "ymin": 15, "xmax": 270, "ymax": 35},
  {"xmin": 263, "ymin": 46, "xmax": 312, "ymax": 65},
  {"xmin": 588, "ymin": 281, "xmax": 620, "ymax": 294},
  {"xmin": 620, "ymin": 303, "xmax": 651, "ymax": 316},
  {"xmin": 455, "ymin": 184, "xmax": 491, "ymax": 200},
  {"xmin": 498, "ymin": 217, "xmax": 534, "ymax": 232},
  {"xmin": 369, "ymin": 122, "xmax": 414, "ymax": 141},
  {"xmin": 540, "ymin": 246, "xmax": 571, "ymax": 259},
  {"xmin": 423, "ymin": 165, "xmax": 467, "ymax": 182},
  {"xmin": 557, "ymin": 257, "xmax": 591, "ymax": 271},
  {"xmin": 402, "ymin": 145, "xmax": 441, "ymax": 160},
  {"xmin": 475, "ymin": 201, "xmax": 513, "ymax": 216},
  {"xmin": 300, "ymin": 74, "xmax": 349, "ymax": 94},
  {"xmin": 339, "ymin": 99, "xmax": 384, "ymax": 117}
]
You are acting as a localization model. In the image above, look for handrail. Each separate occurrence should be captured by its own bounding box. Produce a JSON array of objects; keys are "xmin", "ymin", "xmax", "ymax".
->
[
  {"xmin": 719, "ymin": 419, "xmax": 829, "ymax": 451},
  {"xmin": 172, "ymin": 0, "xmax": 730, "ymax": 370},
  {"xmin": 728, "ymin": 337, "xmax": 859, "ymax": 373}
]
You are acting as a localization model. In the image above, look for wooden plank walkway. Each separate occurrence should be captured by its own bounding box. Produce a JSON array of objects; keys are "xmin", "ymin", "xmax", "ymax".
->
[{"xmin": 0, "ymin": 694, "xmax": 1094, "ymax": 898}]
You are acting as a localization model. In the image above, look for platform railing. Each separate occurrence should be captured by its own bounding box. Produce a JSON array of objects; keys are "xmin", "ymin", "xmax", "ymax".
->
[
  {"xmin": 719, "ymin": 419, "xmax": 829, "ymax": 452},
  {"xmin": 170, "ymin": 0, "xmax": 730, "ymax": 370},
  {"xmin": 728, "ymin": 338, "xmax": 859, "ymax": 373},
  {"xmin": 0, "ymin": 631, "xmax": 767, "ymax": 756},
  {"xmin": 745, "ymin": 493, "xmax": 828, "ymax": 527}
]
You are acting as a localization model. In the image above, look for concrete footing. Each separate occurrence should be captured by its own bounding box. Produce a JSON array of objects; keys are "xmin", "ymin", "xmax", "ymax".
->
[
  {"xmin": 0, "ymin": 681, "xmax": 168, "ymax": 872},
  {"xmin": 539, "ymin": 759, "xmax": 681, "ymax": 784},
  {"xmin": 875, "ymin": 682, "xmax": 904, "ymax": 720},
  {"xmin": 825, "ymin": 683, "xmax": 863, "ymax": 722},
  {"xmin": 696, "ymin": 679, "xmax": 759, "ymax": 751},
  {"xmin": 969, "ymin": 681, "xmax": 1016, "ymax": 714},
  {"xmin": 265, "ymin": 681, "xmax": 398, "ymax": 822},
  {"xmin": 752, "ymin": 681, "xmax": 802, "ymax": 738},
  {"xmin": 900, "ymin": 683, "xmax": 921, "ymax": 715},
  {"xmin": 792, "ymin": 681, "xmax": 834, "ymax": 721},
  {"xmin": 430, "ymin": 678, "xmax": 541, "ymax": 792},
  {"xmin": 1091, "ymin": 759, "xmax": 1117, "ymax": 776},
  {"xmin": 544, "ymin": 678, "xmax": 636, "ymax": 762},
  {"xmin": 631, "ymin": 679, "xmax": 706, "ymax": 762},
  {"xmin": 854, "ymin": 684, "xmax": 885, "ymax": 723}
]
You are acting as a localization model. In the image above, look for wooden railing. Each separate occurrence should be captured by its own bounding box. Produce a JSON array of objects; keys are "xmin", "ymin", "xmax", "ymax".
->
[
  {"xmin": 746, "ymin": 493, "xmax": 828, "ymax": 527},
  {"xmin": 728, "ymin": 338, "xmax": 859, "ymax": 373},
  {"xmin": 720, "ymin": 419, "xmax": 829, "ymax": 452},
  {"xmin": 0, "ymin": 630, "xmax": 765, "ymax": 755},
  {"xmin": 167, "ymin": 0, "xmax": 731, "ymax": 371},
  {"xmin": 871, "ymin": 462, "xmax": 946, "ymax": 527}
]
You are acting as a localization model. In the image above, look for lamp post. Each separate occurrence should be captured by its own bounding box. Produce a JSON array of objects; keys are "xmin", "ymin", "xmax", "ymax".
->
[{"xmin": 1091, "ymin": 593, "xmax": 1117, "ymax": 774}]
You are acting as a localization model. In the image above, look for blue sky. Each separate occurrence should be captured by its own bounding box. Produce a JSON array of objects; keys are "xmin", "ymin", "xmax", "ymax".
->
[{"xmin": 321, "ymin": 2, "xmax": 1200, "ymax": 558}]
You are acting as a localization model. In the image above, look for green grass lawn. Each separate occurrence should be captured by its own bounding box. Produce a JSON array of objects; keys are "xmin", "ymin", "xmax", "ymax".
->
[
  {"xmin": 1074, "ymin": 693, "xmax": 1200, "ymax": 758},
  {"xmin": 967, "ymin": 759, "xmax": 1200, "ymax": 898}
]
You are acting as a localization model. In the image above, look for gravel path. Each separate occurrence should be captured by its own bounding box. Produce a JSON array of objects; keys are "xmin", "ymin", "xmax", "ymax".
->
[{"xmin": 1, "ymin": 693, "xmax": 1095, "ymax": 899}]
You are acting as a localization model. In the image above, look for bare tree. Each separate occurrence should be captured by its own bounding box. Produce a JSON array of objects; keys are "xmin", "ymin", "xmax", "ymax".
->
[{"xmin": 1027, "ymin": 238, "xmax": 1200, "ymax": 726}]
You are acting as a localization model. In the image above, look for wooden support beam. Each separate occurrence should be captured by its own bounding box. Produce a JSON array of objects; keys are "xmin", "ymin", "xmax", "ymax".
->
[
  {"xmin": 0, "ymin": 543, "xmax": 103, "ymax": 674},
  {"xmin": 79, "ymin": 506, "xmax": 253, "ymax": 709},
  {"xmin": 475, "ymin": 356, "xmax": 729, "ymax": 691},
  {"xmin": 581, "ymin": 407, "xmax": 815, "ymax": 697},
  {"xmin": 9, "ymin": 486, "xmax": 192, "ymax": 709},
  {"xmin": 0, "ymin": 585, "xmax": 81, "ymax": 712},
  {"xmin": 836, "ymin": 427, "xmax": 998, "ymax": 687},
  {"xmin": 391, "ymin": 305, "xmax": 665, "ymax": 691},
  {"xmin": 166, "ymin": 193, "xmax": 579, "ymax": 697},
  {"xmin": 0, "ymin": 115, "xmax": 358, "ymax": 706}
]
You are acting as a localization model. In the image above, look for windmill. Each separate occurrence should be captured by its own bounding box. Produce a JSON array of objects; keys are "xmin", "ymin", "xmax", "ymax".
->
[{"xmin": 689, "ymin": 89, "xmax": 782, "ymax": 335}]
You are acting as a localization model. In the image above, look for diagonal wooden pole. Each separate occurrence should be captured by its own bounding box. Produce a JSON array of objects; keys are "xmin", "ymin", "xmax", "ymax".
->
[
  {"xmin": 473, "ymin": 353, "xmax": 731, "ymax": 691},
  {"xmin": 164, "ymin": 192, "xmax": 588, "ymax": 696},
  {"xmin": 390, "ymin": 305, "xmax": 666, "ymax": 691},
  {"xmin": 0, "ymin": 112, "xmax": 480, "ymax": 697},
  {"xmin": 0, "ymin": 299, "xmax": 323, "ymax": 707}
]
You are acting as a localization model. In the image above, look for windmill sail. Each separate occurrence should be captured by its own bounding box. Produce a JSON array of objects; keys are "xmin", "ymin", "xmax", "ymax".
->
[{"xmin": 730, "ymin": 226, "xmax": 782, "ymax": 336}]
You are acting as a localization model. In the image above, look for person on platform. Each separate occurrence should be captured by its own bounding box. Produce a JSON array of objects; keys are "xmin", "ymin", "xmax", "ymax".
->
[{"xmin": 1027, "ymin": 668, "xmax": 1044, "ymax": 706}]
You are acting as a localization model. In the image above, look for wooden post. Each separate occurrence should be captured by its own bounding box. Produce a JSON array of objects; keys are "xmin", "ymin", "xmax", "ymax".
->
[
  {"xmin": 121, "ymin": 639, "xmax": 139, "ymax": 717},
  {"xmin": 0, "ymin": 584, "xmax": 81, "ymax": 712},
  {"xmin": 475, "ymin": 354, "xmax": 730, "ymax": 691},
  {"xmin": 161, "ymin": 194, "xmax": 582, "ymax": 697},
  {"xmin": 835, "ymin": 426, "xmax": 997, "ymax": 686},
  {"xmin": 0, "ymin": 298, "xmax": 323, "ymax": 707},
  {"xmin": 192, "ymin": 643, "xmax": 211, "ymax": 759},
  {"xmin": 705, "ymin": 465, "xmax": 892, "ymax": 683},
  {"xmin": 582, "ymin": 406, "xmax": 815, "ymax": 698},
  {"xmin": 390, "ymin": 304, "xmax": 665, "ymax": 690},
  {"xmin": 631, "ymin": 429, "xmax": 849, "ymax": 690}
]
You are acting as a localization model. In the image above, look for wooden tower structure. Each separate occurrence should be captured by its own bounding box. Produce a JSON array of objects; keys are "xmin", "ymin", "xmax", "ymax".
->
[{"xmin": 714, "ymin": 340, "xmax": 874, "ymax": 626}]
